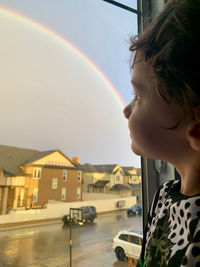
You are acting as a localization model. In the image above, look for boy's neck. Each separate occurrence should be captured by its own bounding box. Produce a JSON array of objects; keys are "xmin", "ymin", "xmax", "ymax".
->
[{"xmin": 177, "ymin": 166, "xmax": 200, "ymax": 196}]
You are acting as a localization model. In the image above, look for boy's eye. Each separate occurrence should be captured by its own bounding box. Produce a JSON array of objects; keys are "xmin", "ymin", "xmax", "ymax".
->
[{"xmin": 132, "ymin": 92, "xmax": 140, "ymax": 101}]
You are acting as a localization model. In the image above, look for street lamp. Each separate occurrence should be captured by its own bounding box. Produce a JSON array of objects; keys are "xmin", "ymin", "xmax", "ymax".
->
[{"xmin": 69, "ymin": 208, "xmax": 84, "ymax": 267}]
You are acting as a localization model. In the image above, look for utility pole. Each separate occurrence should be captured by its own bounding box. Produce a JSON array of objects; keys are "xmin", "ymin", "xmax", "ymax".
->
[{"xmin": 69, "ymin": 214, "xmax": 72, "ymax": 267}]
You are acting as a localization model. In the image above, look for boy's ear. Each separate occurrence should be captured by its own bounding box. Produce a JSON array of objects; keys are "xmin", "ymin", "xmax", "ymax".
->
[{"xmin": 187, "ymin": 122, "xmax": 200, "ymax": 151}]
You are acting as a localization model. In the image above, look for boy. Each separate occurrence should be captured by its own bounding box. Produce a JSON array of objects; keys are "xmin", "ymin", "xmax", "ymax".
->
[{"xmin": 123, "ymin": 0, "xmax": 200, "ymax": 266}]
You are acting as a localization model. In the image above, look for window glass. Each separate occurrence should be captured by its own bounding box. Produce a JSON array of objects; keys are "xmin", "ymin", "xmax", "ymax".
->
[
  {"xmin": 119, "ymin": 234, "xmax": 128, "ymax": 242},
  {"xmin": 77, "ymin": 171, "xmax": 81, "ymax": 182},
  {"xmin": 77, "ymin": 187, "xmax": 81, "ymax": 200},
  {"xmin": 61, "ymin": 188, "xmax": 66, "ymax": 200},
  {"xmin": 33, "ymin": 168, "xmax": 41, "ymax": 178},
  {"xmin": 33, "ymin": 188, "xmax": 38, "ymax": 202},
  {"xmin": 52, "ymin": 178, "xmax": 58, "ymax": 189},
  {"xmin": 130, "ymin": 235, "xmax": 139, "ymax": 245},
  {"xmin": 0, "ymin": 1, "xmax": 141, "ymax": 266},
  {"xmin": 62, "ymin": 170, "xmax": 67, "ymax": 182}
]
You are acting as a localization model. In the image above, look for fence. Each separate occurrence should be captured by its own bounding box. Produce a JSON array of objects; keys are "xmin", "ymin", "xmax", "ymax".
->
[{"xmin": 0, "ymin": 196, "xmax": 136, "ymax": 226}]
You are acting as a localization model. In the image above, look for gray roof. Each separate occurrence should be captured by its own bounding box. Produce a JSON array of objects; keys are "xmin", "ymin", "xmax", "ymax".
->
[
  {"xmin": 0, "ymin": 145, "xmax": 39, "ymax": 176},
  {"xmin": 82, "ymin": 163, "xmax": 119, "ymax": 173},
  {"xmin": 109, "ymin": 184, "xmax": 132, "ymax": 191},
  {"xmin": 93, "ymin": 180, "xmax": 110, "ymax": 187}
]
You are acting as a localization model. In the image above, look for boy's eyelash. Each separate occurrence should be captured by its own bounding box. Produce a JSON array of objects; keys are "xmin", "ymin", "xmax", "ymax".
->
[
  {"xmin": 131, "ymin": 91, "xmax": 136, "ymax": 96},
  {"xmin": 131, "ymin": 91, "xmax": 141, "ymax": 102}
]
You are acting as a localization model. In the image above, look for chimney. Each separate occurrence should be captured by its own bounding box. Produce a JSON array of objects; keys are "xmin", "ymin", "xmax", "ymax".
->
[{"xmin": 72, "ymin": 157, "xmax": 80, "ymax": 164}]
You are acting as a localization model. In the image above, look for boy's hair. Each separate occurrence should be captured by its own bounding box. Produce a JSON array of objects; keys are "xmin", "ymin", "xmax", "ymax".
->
[{"xmin": 130, "ymin": 0, "xmax": 200, "ymax": 124}]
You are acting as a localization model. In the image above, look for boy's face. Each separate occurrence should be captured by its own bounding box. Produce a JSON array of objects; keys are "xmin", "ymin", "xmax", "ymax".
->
[{"xmin": 123, "ymin": 52, "xmax": 188, "ymax": 162}]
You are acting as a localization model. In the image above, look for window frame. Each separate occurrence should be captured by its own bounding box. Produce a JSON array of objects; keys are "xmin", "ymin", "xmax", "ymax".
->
[
  {"xmin": 77, "ymin": 171, "xmax": 81, "ymax": 182},
  {"xmin": 61, "ymin": 187, "xmax": 66, "ymax": 200},
  {"xmin": 62, "ymin": 169, "xmax": 67, "ymax": 182},
  {"xmin": 52, "ymin": 178, "xmax": 58, "ymax": 189},
  {"xmin": 33, "ymin": 188, "xmax": 38, "ymax": 202},
  {"xmin": 77, "ymin": 187, "xmax": 81, "ymax": 200},
  {"xmin": 33, "ymin": 168, "xmax": 41, "ymax": 179}
]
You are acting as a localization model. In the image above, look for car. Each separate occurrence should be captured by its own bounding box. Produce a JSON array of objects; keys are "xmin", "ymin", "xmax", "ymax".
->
[
  {"xmin": 127, "ymin": 204, "xmax": 142, "ymax": 216},
  {"xmin": 112, "ymin": 229, "xmax": 143, "ymax": 262},
  {"xmin": 62, "ymin": 205, "xmax": 97, "ymax": 224},
  {"xmin": 80, "ymin": 205, "xmax": 97, "ymax": 223}
]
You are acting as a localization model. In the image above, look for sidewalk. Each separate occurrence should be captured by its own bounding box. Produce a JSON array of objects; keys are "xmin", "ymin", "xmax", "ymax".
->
[{"xmin": 29, "ymin": 240, "xmax": 127, "ymax": 267}]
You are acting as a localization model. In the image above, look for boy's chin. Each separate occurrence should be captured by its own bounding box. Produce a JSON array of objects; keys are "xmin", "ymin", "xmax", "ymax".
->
[{"xmin": 131, "ymin": 144, "xmax": 143, "ymax": 156}]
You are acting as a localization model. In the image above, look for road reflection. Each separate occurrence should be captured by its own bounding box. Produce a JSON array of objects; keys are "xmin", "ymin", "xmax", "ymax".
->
[{"xmin": 0, "ymin": 211, "xmax": 142, "ymax": 267}]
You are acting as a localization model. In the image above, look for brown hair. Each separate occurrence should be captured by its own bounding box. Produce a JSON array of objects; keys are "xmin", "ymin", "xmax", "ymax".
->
[{"xmin": 130, "ymin": 0, "xmax": 200, "ymax": 123}]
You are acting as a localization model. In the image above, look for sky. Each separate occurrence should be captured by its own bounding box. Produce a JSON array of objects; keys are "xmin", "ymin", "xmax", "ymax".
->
[{"xmin": 0, "ymin": 0, "xmax": 141, "ymax": 167}]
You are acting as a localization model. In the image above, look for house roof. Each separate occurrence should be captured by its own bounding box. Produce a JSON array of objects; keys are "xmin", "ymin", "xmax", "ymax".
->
[
  {"xmin": 109, "ymin": 184, "xmax": 132, "ymax": 191},
  {"xmin": 122, "ymin": 167, "xmax": 141, "ymax": 176},
  {"xmin": 0, "ymin": 145, "xmax": 39, "ymax": 176},
  {"xmin": 82, "ymin": 163, "xmax": 118, "ymax": 173},
  {"xmin": 93, "ymin": 180, "xmax": 110, "ymax": 187},
  {"xmin": 128, "ymin": 183, "xmax": 142, "ymax": 189},
  {"xmin": 0, "ymin": 145, "xmax": 79, "ymax": 176},
  {"xmin": 22, "ymin": 150, "xmax": 56, "ymax": 165}
]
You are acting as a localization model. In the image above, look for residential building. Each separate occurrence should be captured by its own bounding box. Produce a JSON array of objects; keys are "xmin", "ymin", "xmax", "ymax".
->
[
  {"xmin": 82, "ymin": 164, "xmax": 132, "ymax": 196},
  {"xmin": 0, "ymin": 145, "xmax": 82, "ymax": 214},
  {"xmin": 123, "ymin": 167, "xmax": 142, "ymax": 204}
]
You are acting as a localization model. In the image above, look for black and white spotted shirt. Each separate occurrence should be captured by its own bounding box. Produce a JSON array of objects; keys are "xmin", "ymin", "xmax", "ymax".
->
[{"xmin": 138, "ymin": 179, "xmax": 200, "ymax": 267}]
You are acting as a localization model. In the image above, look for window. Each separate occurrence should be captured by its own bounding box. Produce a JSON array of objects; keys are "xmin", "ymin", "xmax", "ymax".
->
[
  {"xmin": 130, "ymin": 235, "xmax": 139, "ymax": 245},
  {"xmin": 61, "ymin": 188, "xmax": 66, "ymax": 200},
  {"xmin": 62, "ymin": 170, "xmax": 67, "ymax": 182},
  {"xmin": 81, "ymin": 206, "xmax": 90, "ymax": 212},
  {"xmin": 52, "ymin": 178, "xmax": 58, "ymax": 189},
  {"xmin": 116, "ymin": 175, "xmax": 120, "ymax": 182},
  {"xmin": 33, "ymin": 168, "xmax": 41, "ymax": 179},
  {"xmin": 77, "ymin": 187, "xmax": 81, "ymax": 200},
  {"xmin": 33, "ymin": 188, "xmax": 38, "ymax": 202},
  {"xmin": 133, "ymin": 176, "xmax": 137, "ymax": 181},
  {"xmin": 119, "ymin": 234, "xmax": 128, "ymax": 242},
  {"xmin": 77, "ymin": 171, "xmax": 81, "ymax": 182}
]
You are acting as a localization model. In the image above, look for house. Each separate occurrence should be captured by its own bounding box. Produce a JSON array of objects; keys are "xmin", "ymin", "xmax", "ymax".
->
[
  {"xmin": 0, "ymin": 145, "xmax": 82, "ymax": 214},
  {"xmin": 109, "ymin": 183, "xmax": 133, "ymax": 197},
  {"xmin": 82, "ymin": 164, "xmax": 131, "ymax": 195},
  {"xmin": 123, "ymin": 167, "xmax": 142, "ymax": 203},
  {"xmin": 122, "ymin": 167, "xmax": 141, "ymax": 185}
]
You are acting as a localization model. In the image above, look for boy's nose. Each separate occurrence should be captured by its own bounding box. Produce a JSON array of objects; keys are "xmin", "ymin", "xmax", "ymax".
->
[{"xmin": 123, "ymin": 103, "xmax": 131, "ymax": 119}]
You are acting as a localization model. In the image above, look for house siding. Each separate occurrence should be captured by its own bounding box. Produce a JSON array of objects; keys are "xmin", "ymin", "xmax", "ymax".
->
[{"xmin": 36, "ymin": 167, "xmax": 82, "ymax": 205}]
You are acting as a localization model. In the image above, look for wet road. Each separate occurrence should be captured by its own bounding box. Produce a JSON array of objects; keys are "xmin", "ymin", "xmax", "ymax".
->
[{"xmin": 0, "ymin": 212, "xmax": 142, "ymax": 267}]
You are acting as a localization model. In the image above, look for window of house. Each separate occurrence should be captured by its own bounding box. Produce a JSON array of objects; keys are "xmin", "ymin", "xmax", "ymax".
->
[
  {"xmin": 77, "ymin": 171, "xmax": 81, "ymax": 182},
  {"xmin": 77, "ymin": 187, "xmax": 81, "ymax": 200},
  {"xmin": 62, "ymin": 170, "xmax": 67, "ymax": 182},
  {"xmin": 52, "ymin": 178, "xmax": 58, "ymax": 189},
  {"xmin": 61, "ymin": 188, "xmax": 66, "ymax": 200},
  {"xmin": 133, "ymin": 176, "xmax": 137, "ymax": 181},
  {"xmin": 116, "ymin": 175, "xmax": 120, "ymax": 182},
  {"xmin": 33, "ymin": 188, "xmax": 38, "ymax": 202},
  {"xmin": 33, "ymin": 168, "xmax": 41, "ymax": 179}
]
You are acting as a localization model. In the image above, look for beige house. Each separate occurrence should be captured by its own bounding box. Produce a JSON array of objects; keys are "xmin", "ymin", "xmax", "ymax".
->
[
  {"xmin": 82, "ymin": 164, "xmax": 132, "ymax": 196},
  {"xmin": 123, "ymin": 167, "xmax": 142, "ymax": 204},
  {"xmin": 0, "ymin": 145, "xmax": 82, "ymax": 215}
]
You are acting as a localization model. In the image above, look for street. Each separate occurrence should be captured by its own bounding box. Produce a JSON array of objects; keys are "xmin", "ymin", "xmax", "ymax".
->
[{"xmin": 0, "ymin": 212, "xmax": 142, "ymax": 267}]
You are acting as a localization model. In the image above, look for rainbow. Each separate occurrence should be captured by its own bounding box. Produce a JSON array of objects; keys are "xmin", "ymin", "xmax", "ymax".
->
[{"xmin": 0, "ymin": 6, "xmax": 125, "ymax": 108}]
